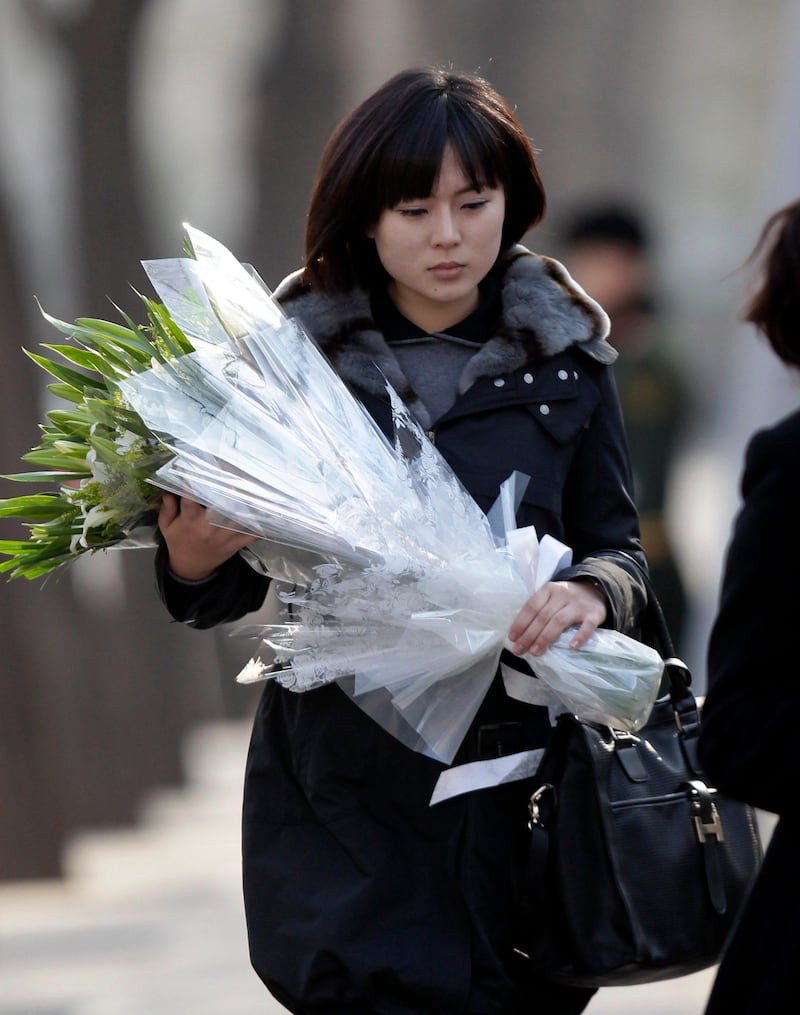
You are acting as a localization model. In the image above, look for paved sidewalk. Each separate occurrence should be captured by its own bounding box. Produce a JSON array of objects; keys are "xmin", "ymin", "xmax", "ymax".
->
[
  {"xmin": 0, "ymin": 719, "xmax": 717, "ymax": 1014},
  {"xmin": 588, "ymin": 969, "xmax": 714, "ymax": 1013},
  {"xmin": 0, "ymin": 721, "xmax": 281, "ymax": 1015}
]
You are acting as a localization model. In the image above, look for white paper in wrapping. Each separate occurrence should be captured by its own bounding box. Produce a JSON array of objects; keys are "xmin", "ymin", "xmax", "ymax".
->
[{"xmin": 429, "ymin": 525, "xmax": 663, "ymax": 803}]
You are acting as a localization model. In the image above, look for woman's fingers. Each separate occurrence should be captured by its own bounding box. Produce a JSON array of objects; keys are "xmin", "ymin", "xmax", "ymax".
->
[
  {"xmin": 157, "ymin": 495, "xmax": 259, "ymax": 580},
  {"xmin": 158, "ymin": 492, "xmax": 180, "ymax": 530},
  {"xmin": 508, "ymin": 580, "xmax": 607, "ymax": 656}
]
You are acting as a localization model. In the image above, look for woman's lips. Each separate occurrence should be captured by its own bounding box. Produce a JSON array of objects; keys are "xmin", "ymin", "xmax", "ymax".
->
[{"xmin": 429, "ymin": 262, "xmax": 464, "ymax": 280}]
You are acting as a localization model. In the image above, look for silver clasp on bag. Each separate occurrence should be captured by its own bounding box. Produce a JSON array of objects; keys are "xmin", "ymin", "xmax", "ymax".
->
[
  {"xmin": 528, "ymin": 783, "xmax": 556, "ymax": 829},
  {"xmin": 686, "ymin": 779, "xmax": 725, "ymax": 843}
]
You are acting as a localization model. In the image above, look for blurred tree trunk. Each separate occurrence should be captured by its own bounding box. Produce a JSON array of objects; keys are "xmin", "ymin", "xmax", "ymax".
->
[
  {"xmin": 0, "ymin": 0, "xmax": 231, "ymax": 881},
  {"xmin": 0, "ymin": 196, "xmax": 73, "ymax": 878},
  {"xmin": 243, "ymin": 0, "xmax": 346, "ymax": 287},
  {"xmin": 26, "ymin": 0, "xmax": 150, "ymax": 316}
]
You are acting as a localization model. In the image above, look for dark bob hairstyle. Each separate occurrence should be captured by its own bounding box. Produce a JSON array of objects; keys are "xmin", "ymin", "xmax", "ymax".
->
[
  {"xmin": 303, "ymin": 67, "xmax": 546, "ymax": 292},
  {"xmin": 744, "ymin": 198, "xmax": 800, "ymax": 368}
]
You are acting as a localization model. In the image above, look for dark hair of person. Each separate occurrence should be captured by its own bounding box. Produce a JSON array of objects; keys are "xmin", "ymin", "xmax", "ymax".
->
[
  {"xmin": 744, "ymin": 198, "xmax": 800, "ymax": 368},
  {"xmin": 302, "ymin": 67, "xmax": 546, "ymax": 291},
  {"xmin": 562, "ymin": 202, "xmax": 649, "ymax": 253},
  {"xmin": 561, "ymin": 201, "xmax": 656, "ymax": 317}
]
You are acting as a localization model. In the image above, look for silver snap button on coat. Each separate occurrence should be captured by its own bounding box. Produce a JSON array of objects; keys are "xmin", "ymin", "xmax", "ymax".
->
[
  {"xmin": 523, "ymin": 372, "xmax": 534, "ymax": 384},
  {"xmin": 494, "ymin": 378, "xmax": 505, "ymax": 387},
  {"xmin": 539, "ymin": 404, "xmax": 550, "ymax": 415}
]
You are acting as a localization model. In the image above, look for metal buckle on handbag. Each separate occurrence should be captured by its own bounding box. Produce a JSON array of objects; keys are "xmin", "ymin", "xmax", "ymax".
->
[
  {"xmin": 685, "ymin": 779, "xmax": 729, "ymax": 913},
  {"xmin": 528, "ymin": 783, "xmax": 556, "ymax": 829},
  {"xmin": 610, "ymin": 729, "xmax": 648, "ymax": 782},
  {"xmin": 686, "ymin": 779, "xmax": 725, "ymax": 843}
]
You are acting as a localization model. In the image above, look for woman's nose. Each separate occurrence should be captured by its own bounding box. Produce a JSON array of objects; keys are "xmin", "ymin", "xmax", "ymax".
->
[{"xmin": 431, "ymin": 207, "xmax": 460, "ymax": 246}]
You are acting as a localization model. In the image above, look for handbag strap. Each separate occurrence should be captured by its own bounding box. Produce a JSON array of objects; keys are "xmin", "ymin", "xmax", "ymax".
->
[
  {"xmin": 639, "ymin": 567, "xmax": 675, "ymax": 658},
  {"xmin": 641, "ymin": 582, "xmax": 703, "ymax": 775},
  {"xmin": 621, "ymin": 552, "xmax": 701, "ymax": 740}
]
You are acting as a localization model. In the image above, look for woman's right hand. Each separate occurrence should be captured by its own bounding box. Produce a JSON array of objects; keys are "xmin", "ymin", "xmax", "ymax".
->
[{"xmin": 158, "ymin": 493, "xmax": 259, "ymax": 581}]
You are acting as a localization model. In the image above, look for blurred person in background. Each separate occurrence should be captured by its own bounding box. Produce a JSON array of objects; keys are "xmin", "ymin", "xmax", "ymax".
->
[
  {"xmin": 153, "ymin": 67, "xmax": 650, "ymax": 1015},
  {"xmin": 560, "ymin": 204, "xmax": 690, "ymax": 650},
  {"xmin": 698, "ymin": 198, "xmax": 800, "ymax": 1015}
]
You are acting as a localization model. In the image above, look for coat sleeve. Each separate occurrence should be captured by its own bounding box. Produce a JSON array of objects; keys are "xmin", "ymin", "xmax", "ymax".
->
[
  {"xmin": 554, "ymin": 360, "xmax": 649, "ymax": 635},
  {"xmin": 699, "ymin": 421, "xmax": 800, "ymax": 815},
  {"xmin": 154, "ymin": 541, "xmax": 269, "ymax": 630}
]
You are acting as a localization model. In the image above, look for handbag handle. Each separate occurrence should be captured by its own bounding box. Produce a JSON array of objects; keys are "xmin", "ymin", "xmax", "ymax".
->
[
  {"xmin": 618, "ymin": 551, "xmax": 700, "ymax": 733},
  {"xmin": 611, "ymin": 551, "xmax": 704, "ymax": 776}
]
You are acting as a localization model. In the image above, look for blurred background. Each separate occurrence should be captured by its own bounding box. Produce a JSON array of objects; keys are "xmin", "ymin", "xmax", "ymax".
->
[{"xmin": 0, "ymin": 0, "xmax": 797, "ymax": 1010}]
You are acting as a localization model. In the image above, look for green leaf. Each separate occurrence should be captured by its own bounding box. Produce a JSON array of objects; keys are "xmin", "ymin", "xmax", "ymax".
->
[
  {"xmin": 1, "ymin": 470, "xmax": 87, "ymax": 483},
  {"xmin": 45, "ymin": 410, "xmax": 93, "ymax": 439},
  {"xmin": 29, "ymin": 522, "xmax": 82, "ymax": 537},
  {"xmin": 0, "ymin": 495, "xmax": 73, "ymax": 520},
  {"xmin": 51, "ymin": 438, "xmax": 88, "ymax": 454},
  {"xmin": 0, "ymin": 540, "xmax": 44, "ymax": 554},
  {"xmin": 25, "ymin": 350, "xmax": 105, "ymax": 392},
  {"xmin": 83, "ymin": 396, "xmax": 118, "ymax": 423},
  {"xmin": 0, "ymin": 534, "xmax": 73, "ymax": 554},
  {"xmin": 116, "ymin": 413, "xmax": 154, "ymax": 440},
  {"xmin": 38, "ymin": 304, "xmax": 147, "ymax": 355},
  {"xmin": 87, "ymin": 433, "xmax": 123, "ymax": 462},
  {"xmin": 71, "ymin": 329, "xmax": 148, "ymax": 374},
  {"xmin": 141, "ymin": 297, "xmax": 194, "ymax": 358},
  {"xmin": 110, "ymin": 301, "xmax": 149, "ymax": 339},
  {"xmin": 44, "ymin": 382, "xmax": 85, "ymax": 404},
  {"xmin": 21, "ymin": 449, "xmax": 91, "ymax": 471},
  {"xmin": 75, "ymin": 317, "xmax": 155, "ymax": 356},
  {"xmin": 40, "ymin": 343, "xmax": 123, "ymax": 381},
  {"xmin": 35, "ymin": 304, "xmax": 88, "ymax": 339},
  {"xmin": 36, "ymin": 306, "xmax": 149, "ymax": 374},
  {"xmin": 0, "ymin": 544, "xmax": 77, "ymax": 580}
]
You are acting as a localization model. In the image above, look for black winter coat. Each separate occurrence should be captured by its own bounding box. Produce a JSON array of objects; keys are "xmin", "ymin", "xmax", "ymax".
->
[
  {"xmin": 156, "ymin": 246, "xmax": 647, "ymax": 1014},
  {"xmin": 699, "ymin": 409, "xmax": 800, "ymax": 1015}
]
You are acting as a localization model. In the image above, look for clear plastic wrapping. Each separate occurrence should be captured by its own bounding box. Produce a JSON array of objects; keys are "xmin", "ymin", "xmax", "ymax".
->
[{"xmin": 114, "ymin": 227, "xmax": 663, "ymax": 763}]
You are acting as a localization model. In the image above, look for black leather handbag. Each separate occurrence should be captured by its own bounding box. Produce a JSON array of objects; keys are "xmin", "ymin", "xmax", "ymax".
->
[{"xmin": 513, "ymin": 577, "xmax": 763, "ymax": 987}]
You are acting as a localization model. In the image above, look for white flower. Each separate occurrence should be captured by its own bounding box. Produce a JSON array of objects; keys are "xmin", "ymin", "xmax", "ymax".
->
[
  {"xmin": 85, "ymin": 448, "xmax": 112, "ymax": 486},
  {"xmin": 115, "ymin": 430, "xmax": 141, "ymax": 453},
  {"xmin": 78, "ymin": 505, "xmax": 118, "ymax": 548}
]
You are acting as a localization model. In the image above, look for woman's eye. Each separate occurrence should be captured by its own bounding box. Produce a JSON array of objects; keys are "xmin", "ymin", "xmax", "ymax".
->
[
  {"xmin": 398, "ymin": 207, "xmax": 427, "ymax": 217},
  {"xmin": 464, "ymin": 199, "xmax": 488, "ymax": 211}
]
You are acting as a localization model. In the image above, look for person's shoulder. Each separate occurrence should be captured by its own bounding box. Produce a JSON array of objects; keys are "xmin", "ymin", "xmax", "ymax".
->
[
  {"xmin": 498, "ymin": 245, "xmax": 617, "ymax": 365},
  {"xmin": 272, "ymin": 268, "xmax": 309, "ymax": 306},
  {"xmin": 742, "ymin": 407, "xmax": 800, "ymax": 493},
  {"xmin": 749, "ymin": 407, "xmax": 800, "ymax": 455},
  {"xmin": 272, "ymin": 270, "xmax": 372, "ymax": 349}
]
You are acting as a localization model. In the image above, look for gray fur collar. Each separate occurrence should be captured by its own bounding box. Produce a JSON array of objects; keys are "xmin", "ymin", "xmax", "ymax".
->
[{"xmin": 273, "ymin": 245, "xmax": 614, "ymax": 427}]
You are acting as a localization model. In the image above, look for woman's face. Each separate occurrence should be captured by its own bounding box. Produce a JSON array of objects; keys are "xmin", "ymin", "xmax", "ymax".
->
[{"xmin": 368, "ymin": 144, "xmax": 505, "ymax": 333}]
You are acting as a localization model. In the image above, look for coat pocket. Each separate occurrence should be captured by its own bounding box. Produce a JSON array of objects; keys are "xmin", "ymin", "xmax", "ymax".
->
[{"xmin": 522, "ymin": 370, "xmax": 600, "ymax": 445}]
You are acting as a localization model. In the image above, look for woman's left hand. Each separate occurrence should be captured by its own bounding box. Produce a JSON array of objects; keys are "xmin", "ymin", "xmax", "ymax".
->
[{"xmin": 508, "ymin": 579, "xmax": 608, "ymax": 657}]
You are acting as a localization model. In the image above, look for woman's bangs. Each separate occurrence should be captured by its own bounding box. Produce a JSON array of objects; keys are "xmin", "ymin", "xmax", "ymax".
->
[
  {"xmin": 365, "ymin": 104, "xmax": 506, "ymax": 222},
  {"xmin": 371, "ymin": 127, "xmax": 447, "ymax": 211},
  {"xmin": 448, "ymin": 117, "xmax": 506, "ymax": 193}
]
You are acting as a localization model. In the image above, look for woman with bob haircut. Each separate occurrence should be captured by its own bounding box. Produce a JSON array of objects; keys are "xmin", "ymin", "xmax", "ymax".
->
[
  {"xmin": 699, "ymin": 198, "xmax": 800, "ymax": 1015},
  {"xmin": 303, "ymin": 68, "xmax": 545, "ymax": 292},
  {"xmin": 155, "ymin": 67, "xmax": 649, "ymax": 1014}
]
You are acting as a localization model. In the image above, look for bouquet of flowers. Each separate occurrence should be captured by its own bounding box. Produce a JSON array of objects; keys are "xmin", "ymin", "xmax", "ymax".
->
[
  {"xmin": 0, "ymin": 297, "xmax": 194, "ymax": 578},
  {"xmin": 0, "ymin": 226, "xmax": 663, "ymax": 764}
]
